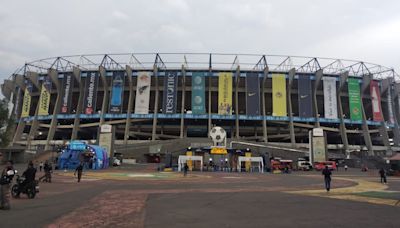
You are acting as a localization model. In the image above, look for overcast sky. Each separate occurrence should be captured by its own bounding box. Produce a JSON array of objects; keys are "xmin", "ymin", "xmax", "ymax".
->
[{"xmin": 1, "ymin": 0, "xmax": 400, "ymax": 81}]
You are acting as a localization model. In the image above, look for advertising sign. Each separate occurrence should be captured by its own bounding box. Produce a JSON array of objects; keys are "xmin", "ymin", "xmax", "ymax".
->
[
  {"xmin": 109, "ymin": 71, "xmax": 125, "ymax": 113},
  {"xmin": 323, "ymin": 77, "xmax": 338, "ymax": 119},
  {"xmin": 298, "ymin": 74, "xmax": 313, "ymax": 118},
  {"xmin": 370, "ymin": 81, "xmax": 383, "ymax": 122},
  {"xmin": 348, "ymin": 78, "xmax": 362, "ymax": 121},
  {"xmin": 38, "ymin": 77, "xmax": 52, "ymax": 115},
  {"xmin": 134, "ymin": 72, "xmax": 151, "ymax": 114},
  {"xmin": 82, "ymin": 71, "xmax": 99, "ymax": 115},
  {"xmin": 218, "ymin": 72, "xmax": 233, "ymax": 115},
  {"xmin": 272, "ymin": 74, "xmax": 287, "ymax": 116},
  {"xmin": 313, "ymin": 136, "xmax": 326, "ymax": 162},
  {"xmin": 60, "ymin": 73, "xmax": 74, "ymax": 114},
  {"xmin": 162, "ymin": 71, "xmax": 178, "ymax": 114},
  {"xmin": 246, "ymin": 72, "xmax": 260, "ymax": 116},
  {"xmin": 191, "ymin": 72, "xmax": 206, "ymax": 114},
  {"xmin": 21, "ymin": 82, "xmax": 33, "ymax": 118}
]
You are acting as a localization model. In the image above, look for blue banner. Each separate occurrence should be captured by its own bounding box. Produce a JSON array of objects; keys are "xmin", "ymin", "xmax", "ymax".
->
[
  {"xmin": 246, "ymin": 72, "xmax": 260, "ymax": 115},
  {"xmin": 109, "ymin": 71, "xmax": 125, "ymax": 113},
  {"xmin": 191, "ymin": 72, "xmax": 206, "ymax": 114}
]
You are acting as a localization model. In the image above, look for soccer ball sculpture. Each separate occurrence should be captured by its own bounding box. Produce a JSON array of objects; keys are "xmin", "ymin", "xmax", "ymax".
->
[{"xmin": 210, "ymin": 126, "xmax": 227, "ymax": 145}]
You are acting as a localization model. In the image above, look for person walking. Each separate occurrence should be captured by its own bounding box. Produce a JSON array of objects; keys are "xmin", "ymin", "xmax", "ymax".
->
[
  {"xmin": 39, "ymin": 161, "xmax": 52, "ymax": 183},
  {"xmin": 183, "ymin": 163, "xmax": 189, "ymax": 177},
  {"xmin": 74, "ymin": 163, "xmax": 83, "ymax": 182},
  {"xmin": 0, "ymin": 161, "xmax": 15, "ymax": 210},
  {"xmin": 322, "ymin": 166, "xmax": 332, "ymax": 192},
  {"xmin": 39, "ymin": 161, "xmax": 43, "ymax": 172},
  {"xmin": 379, "ymin": 168, "xmax": 387, "ymax": 184},
  {"xmin": 344, "ymin": 165, "xmax": 348, "ymax": 171}
]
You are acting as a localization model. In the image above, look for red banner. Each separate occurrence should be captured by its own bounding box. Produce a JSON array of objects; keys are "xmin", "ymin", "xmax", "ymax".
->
[{"xmin": 370, "ymin": 81, "xmax": 383, "ymax": 121}]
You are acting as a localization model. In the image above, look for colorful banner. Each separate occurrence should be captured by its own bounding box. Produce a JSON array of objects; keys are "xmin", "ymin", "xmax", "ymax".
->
[
  {"xmin": 348, "ymin": 78, "xmax": 362, "ymax": 121},
  {"xmin": 387, "ymin": 84, "xmax": 395, "ymax": 124},
  {"xmin": 109, "ymin": 71, "xmax": 125, "ymax": 113},
  {"xmin": 20, "ymin": 82, "xmax": 32, "ymax": 118},
  {"xmin": 298, "ymin": 74, "xmax": 313, "ymax": 118},
  {"xmin": 60, "ymin": 73, "xmax": 74, "ymax": 114},
  {"xmin": 246, "ymin": 72, "xmax": 260, "ymax": 115},
  {"xmin": 272, "ymin": 74, "xmax": 287, "ymax": 116},
  {"xmin": 82, "ymin": 71, "xmax": 99, "ymax": 115},
  {"xmin": 218, "ymin": 72, "xmax": 233, "ymax": 115},
  {"xmin": 134, "ymin": 72, "xmax": 151, "ymax": 114},
  {"xmin": 370, "ymin": 81, "xmax": 383, "ymax": 122},
  {"xmin": 191, "ymin": 72, "xmax": 206, "ymax": 114},
  {"xmin": 38, "ymin": 77, "xmax": 52, "ymax": 115},
  {"xmin": 323, "ymin": 77, "xmax": 338, "ymax": 119},
  {"xmin": 162, "ymin": 71, "xmax": 178, "ymax": 114}
]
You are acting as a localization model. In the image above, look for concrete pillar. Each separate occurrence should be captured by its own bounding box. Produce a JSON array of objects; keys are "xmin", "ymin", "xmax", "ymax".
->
[
  {"xmin": 99, "ymin": 66, "xmax": 109, "ymax": 126},
  {"xmin": 359, "ymin": 75, "xmax": 374, "ymax": 156},
  {"xmin": 313, "ymin": 70, "xmax": 323, "ymax": 127},
  {"xmin": 287, "ymin": 68, "xmax": 296, "ymax": 147},
  {"xmin": 12, "ymin": 74, "xmax": 27, "ymax": 144},
  {"xmin": 45, "ymin": 69, "xmax": 61, "ymax": 151},
  {"xmin": 261, "ymin": 67, "xmax": 269, "ymax": 142},
  {"xmin": 71, "ymin": 67, "xmax": 83, "ymax": 140},
  {"xmin": 208, "ymin": 70, "xmax": 212, "ymax": 136},
  {"xmin": 151, "ymin": 65, "xmax": 159, "ymax": 141},
  {"xmin": 124, "ymin": 66, "xmax": 134, "ymax": 144},
  {"xmin": 180, "ymin": 65, "xmax": 186, "ymax": 138},
  {"xmin": 338, "ymin": 72, "xmax": 349, "ymax": 155},
  {"xmin": 27, "ymin": 72, "xmax": 41, "ymax": 150},
  {"xmin": 234, "ymin": 66, "xmax": 240, "ymax": 139}
]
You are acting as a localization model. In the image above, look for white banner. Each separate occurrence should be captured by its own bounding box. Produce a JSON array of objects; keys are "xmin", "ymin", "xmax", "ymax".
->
[
  {"xmin": 323, "ymin": 77, "xmax": 338, "ymax": 119},
  {"xmin": 134, "ymin": 72, "xmax": 151, "ymax": 114}
]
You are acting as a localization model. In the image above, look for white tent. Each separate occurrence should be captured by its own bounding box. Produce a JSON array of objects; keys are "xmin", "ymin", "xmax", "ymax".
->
[
  {"xmin": 178, "ymin": 155, "xmax": 203, "ymax": 171},
  {"xmin": 237, "ymin": 156, "xmax": 264, "ymax": 173}
]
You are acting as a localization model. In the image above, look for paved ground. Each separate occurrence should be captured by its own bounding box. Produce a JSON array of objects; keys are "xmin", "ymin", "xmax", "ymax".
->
[{"xmin": 0, "ymin": 166, "xmax": 399, "ymax": 228}]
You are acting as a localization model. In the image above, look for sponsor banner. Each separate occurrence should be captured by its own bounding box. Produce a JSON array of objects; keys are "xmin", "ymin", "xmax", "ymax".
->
[
  {"xmin": 370, "ymin": 81, "xmax": 383, "ymax": 122},
  {"xmin": 218, "ymin": 72, "xmax": 233, "ymax": 115},
  {"xmin": 323, "ymin": 77, "xmax": 338, "ymax": 119},
  {"xmin": 38, "ymin": 77, "xmax": 52, "ymax": 115},
  {"xmin": 387, "ymin": 84, "xmax": 395, "ymax": 124},
  {"xmin": 162, "ymin": 71, "xmax": 178, "ymax": 114},
  {"xmin": 272, "ymin": 73, "xmax": 287, "ymax": 116},
  {"xmin": 134, "ymin": 72, "xmax": 151, "ymax": 114},
  {"xmin": 348, "ymin": 78, "xmax": 362, "ymax": 121},
  {"xmin": 60, "ymin": 73, "xmax": 74, "ymax": 114},
  {"xmin": 82, "ymin": 71, "xmax": 99, "ymax": 115},
  {"xmin": 298, "ymin": 75, "xmax": 313, "ymax": 118},
  {"xmin": 313, "ymin": 136, "xmax": 326, "ymax": 162},
  {"xmin": 21, "ymin": 82, "xmax": 33, "ymax": 118},
  {"xmin": 191, "ymin": 72, "xmax": 206, "ymax": 114},
  {"xmin": 109, "ymin": 71, "xmax": 125, "ymax": 113},
  {"xmin": 246, "ymin": 72, "xmax": 260, "ymax": 116}
]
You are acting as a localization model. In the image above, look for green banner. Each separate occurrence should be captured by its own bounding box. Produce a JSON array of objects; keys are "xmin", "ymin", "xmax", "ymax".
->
[
  {"xmin": 191, "ymin": 72, "xmax": 206, "ymax": 114},
  {"xmin": 348, "ymin": 78, "xmax": 362, "ymax": 120}
]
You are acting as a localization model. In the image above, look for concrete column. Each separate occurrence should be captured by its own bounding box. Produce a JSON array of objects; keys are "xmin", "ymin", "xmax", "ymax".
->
[
  {"xmin": 12, "ymin": 74, "xmax": 27, "ymax": 144},
  {"xmin": 380, "ymin": 77, "xmax": 395, "ymax": 154},
  {"xmin": 27, "ymin": 72, "xmax": 41, "ymax": 149},
  {"xmin": 338, "ymin": 72, "xmax": 349, "ymax": 155},
  {"xmin": 287, "ymin": 68, "xmax": 296, "ymax": 147},
  {"xmin": 313, "ymin": 70, "xmax": 323, "ymax": 127},
  {"xmin": 45, "ymin": 69, "xmax": 61, "ymax": 151},
  {"xmin": 71, "ymin": 67, "xmax": 83, "ymax": 140},
  {"xmin": 99, "ymin": 66, "xmax": 109, "ymax": 125},
  {"xmin": 261, "ymin": 67, "xmax": 269, "ymax": 142},
  {"xmin": 180, "ymin": 65, "xmax": 186, "ymax": 138},
  {"xmin": 359, "ymin": 75, "xmax": 374, "ymax": 156},
  {"xmin": 392, "ymin": 83, "xmax": 400, "ymax": 146},
  {"xmin": 234, "ymin": 66, "xmax": 240, "ymax": 139},
  {"xmin": 208, "ymin": 70, "xmax": 212, "ymax": 136},
  {"xmin": 151, "ymin": 65, "xmax": 159, "ymax": 141},
  {"xmin": 123, "ymin": 66, "xmax": 134, "ymax": 144}
]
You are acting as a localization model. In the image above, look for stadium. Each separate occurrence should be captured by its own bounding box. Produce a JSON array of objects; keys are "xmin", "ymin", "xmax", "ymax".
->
[{"xmin": 1, "ymin": 53, "xmax": 400, "ymax": 163}]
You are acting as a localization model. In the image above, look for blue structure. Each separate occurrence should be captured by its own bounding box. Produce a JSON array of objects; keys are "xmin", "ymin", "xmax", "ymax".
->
[{"xmin": 58, "ymin": 141, "xmax": 109, "ymax": 170}]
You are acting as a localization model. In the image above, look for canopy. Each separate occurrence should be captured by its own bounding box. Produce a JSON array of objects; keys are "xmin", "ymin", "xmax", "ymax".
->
[
  {"xmin": 237, "ymin": 156, "xmax": 264, "ymax": 173},
  {"xmin": 178, "ymin": 155, "xmax": 203, "ymax": 171}
]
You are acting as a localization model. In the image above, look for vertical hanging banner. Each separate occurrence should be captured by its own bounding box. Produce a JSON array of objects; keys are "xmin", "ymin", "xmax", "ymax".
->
[
  {"xmin": 162, "ymin": 71, "xmax": 178, "ymax": 114},
  {"xmin": 387, "ymin": 84, "xmax": 395, "ymax": 124},
  {"xmin": 246, "ymin": 72, "xmax": 260, "ymax": 116},
  {"xmin": 298, "ymin": 74, "xmax": 313, "ymax": 118},
  {"xmin": 82, "ymin": 71, "xmax": 99, "ymax": 115},
  {"xmin": 134, "ymin": 71, "xmax": 151, "ymax": 114},
  {"xmin": 20, "ymin": 82, "xmax": 32, "ymax": 118},
  {"xmin": 272, "ymin": 73, "xmax": 287, "ymax": 116},
  {"xmin": 370, "ymin": 81, "xmax": 383, "ymax": 122},
  {"xmin": 109, "ymin": 71, "xmax": 125, "ymax": 113},
  {"xmin": 191, "ymin": 72, "xmax": 206, "ymax": 114},
  {"xmin": 323, "ymin": 77, "xmax": 338, "ymax": 119},
  {"xmin": 218, "ymin": 72, "xmax": 233, "ymax": 115},
  {"xmin": 348, "ymin": 78, "xmax": 363, "ymax": 121},
  {"xmin": 38, "ymin": 77, "xmax": 52, "ymax": 115},
  {"xmin": 60, "ymin": 73, "xmax": 74, "ymax": 114}
]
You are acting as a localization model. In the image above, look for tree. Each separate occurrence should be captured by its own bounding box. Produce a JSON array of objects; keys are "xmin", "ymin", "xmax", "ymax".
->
[{"xmin": 0, "ymin": 99, "xmax": 14, "ymax": 147}]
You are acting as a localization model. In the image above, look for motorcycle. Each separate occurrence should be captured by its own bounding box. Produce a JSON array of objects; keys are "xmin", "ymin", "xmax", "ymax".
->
[{"xmin": 11, "ymin": 175, "xmax": 39, "ymax": 199}]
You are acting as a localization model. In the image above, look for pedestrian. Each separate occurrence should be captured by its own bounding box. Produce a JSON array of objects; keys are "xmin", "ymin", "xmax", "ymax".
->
[
  {"xmin": 17, "ymin": 161, "xmax": 37, "ymax": 197},
  {"xmin": 39, "ymin": 160, "xmax": 52, "ymax": 183},
  {"xmin": 336, "ymin": 162, "xmax": 339, "ymax": 171},
  {"xmin": 0, "ymin": 161, "xmax": 15, "ymax": 210},
  {"xmin": 39, "ymin": 161, "xmax": 43, "ymax": 172},
  {"xmin": 344, "ymin": 165, "xmax": 348, "ymax": 171},
  {"xmin": 183, "ymin": 163, "xmax": 189, "ymax": 177},
  {"xmin": 379, "ymin": 168, "xmax": 387, "ymax": 184},
  {"xmin": 322, "ymin": 165, "xmax": 332, "ymax": 192},
  {"xmin": 74, "ymin": 163, "xmax": 83, "ymax": 182}
]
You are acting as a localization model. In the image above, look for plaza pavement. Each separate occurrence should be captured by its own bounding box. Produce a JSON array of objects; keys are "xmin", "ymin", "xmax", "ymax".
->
[{"xmin": 0, "ymin": 165, "xmax": 399, "ymax": 228}]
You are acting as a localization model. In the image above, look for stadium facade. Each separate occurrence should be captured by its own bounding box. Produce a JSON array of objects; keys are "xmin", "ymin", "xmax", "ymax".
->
[{"xmin": 1, "ymin": 53, "xmax": 400, "ymax": 157}]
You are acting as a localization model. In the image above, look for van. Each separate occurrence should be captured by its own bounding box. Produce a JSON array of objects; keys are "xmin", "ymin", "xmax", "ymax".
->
[{"xmin": 297, "ymin": 161, "xmax": 313, "ymax": 171}]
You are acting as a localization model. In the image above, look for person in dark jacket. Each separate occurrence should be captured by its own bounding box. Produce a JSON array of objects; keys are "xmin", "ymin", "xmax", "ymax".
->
[
  {"xmin": 74, "ymin": 163, "xmax": 83, "ymax": 182},
  {"xmin": 39, "ymin": 161, "xmax": 52, "ymax": 183},
  {"xmin": 17, "ymin": 162, "xmax": 37, "ymax": 197},
  {"xmin": 379, "ymin": 168, "xmax": 387, "ymax": 184},
  {"xmin": 0, "ymin": 161, "xmax": 15, "ymax": 210},
  {"xmin": 183, "ymin": 163, "xmax": 189, "ymax": 177},
  {"xmin": 322, "ymin": 166, "xmax": 332, "ymax": 192}
]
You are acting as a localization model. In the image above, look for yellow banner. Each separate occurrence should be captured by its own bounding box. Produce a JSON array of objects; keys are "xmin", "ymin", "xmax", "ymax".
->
[
  {"xmin": 211, "ymin": 147, "xmax": 227, "ymax": 155},
  {"xmin": 272, "ymin": 74, "xmax": 287, "ymax": 116},
  {"xmin": 38, "ymin": 83, "xmax": 50, "ymax": 116},
  {"xmin": 21, "ymin": 89, "xmax": 31, "ymax": 118},
  {"xmin": 218, "ymin": 72, "xmax": 233, "ymax": 115}
]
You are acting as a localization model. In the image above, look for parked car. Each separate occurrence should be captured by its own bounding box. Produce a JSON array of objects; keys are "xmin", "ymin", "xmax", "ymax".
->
[{"xmin": 314, "ymin": 161, "xmax": 336, "ymax": 171}]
